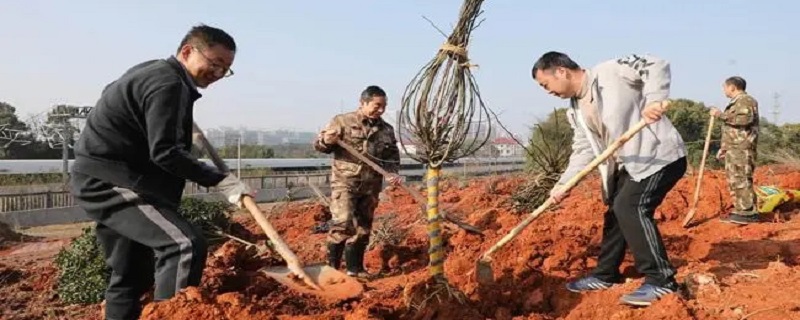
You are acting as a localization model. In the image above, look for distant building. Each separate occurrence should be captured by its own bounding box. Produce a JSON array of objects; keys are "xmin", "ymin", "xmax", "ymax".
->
[
  {"xmin": 203, "ymin": 127, "xmax": 317, "ymax": 147},
  {"xmin": 397, "ymin": 140, "xmax": 418, "ymax": 156},
  {"xmin": 491, "ymin": 137, "xmax": 524, "ymax": 157}
]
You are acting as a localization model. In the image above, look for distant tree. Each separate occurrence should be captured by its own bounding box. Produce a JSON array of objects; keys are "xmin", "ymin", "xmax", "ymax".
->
[
  {"xmin": 271, "ymin": 143, "xmax": 322, "ymax": 158},
  {"xmin": 663, "ymin": 99, "xmax": 722, "ymax": 168},
  {"xmin": 0, "ymin": 101, "xmax": 32, "ymax": 158},
  {"xmin": 217, "ymin": 144, "xmax": 274, "ymax": 158},
  {"xmin": 526, "ymin": 107, "xmax": 572, "ymax": 173},
  {"xmin": 781, "ymin": 123, "xmax": 800, "ymax": 146}
]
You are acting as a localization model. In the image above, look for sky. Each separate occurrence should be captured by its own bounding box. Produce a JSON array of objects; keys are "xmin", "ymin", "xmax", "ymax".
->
[{"xmin": 0, "ymin": 1, "xmax": 796, "ymax": 137}]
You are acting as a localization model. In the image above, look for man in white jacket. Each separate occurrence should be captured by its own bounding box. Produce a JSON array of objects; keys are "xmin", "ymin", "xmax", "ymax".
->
[{"xmin": 531, "ymin": 51, "xmax": 687, "ymax": 306}]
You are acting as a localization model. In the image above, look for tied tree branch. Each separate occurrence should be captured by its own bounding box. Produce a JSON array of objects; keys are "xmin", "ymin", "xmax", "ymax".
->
[
  {"xmin": 398, "ymin": 0, "xmax": 492, "ymax": 168},
  {"xmin": 397, "ymin": 0, "xmax": 490, "ymax": 308}
]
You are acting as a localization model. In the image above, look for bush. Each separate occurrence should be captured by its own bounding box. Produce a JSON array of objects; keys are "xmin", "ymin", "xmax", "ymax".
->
[
  {"xmin": 512, "ymin": 108, "xmax": 571, "ymax": 213},
  {"xmin": 54, "ymin": 198, "xmax": 234, "ymax": 305},
  {"xmin": 177, "ymin": 197, "xmax": 236, "ymax": 242},
  {"xmin": 54, "ymin": 227, "xmax": 110, "ymax": 304}
]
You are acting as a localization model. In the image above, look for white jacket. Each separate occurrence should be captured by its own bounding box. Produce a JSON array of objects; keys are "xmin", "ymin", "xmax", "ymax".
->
[{"xmin": 556, "ymin": 54, "xmax": 687, "ymax": 202}]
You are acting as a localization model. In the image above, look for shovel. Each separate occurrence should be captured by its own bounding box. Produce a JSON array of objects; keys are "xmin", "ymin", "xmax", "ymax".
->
[
  {"xmin": 475, "ymin": 101, "xmax": 672, "ymax": 285},
  {"xmin": 682, "ymin": 114, "xmax": 716, "ymax": 228},
  {"xmin": 335, "ymin": 140, "xmax": 483, "ymax": 235},
  {"xmin": 192, "ymin": 122, "xmax": 364, "ymax": 301}
]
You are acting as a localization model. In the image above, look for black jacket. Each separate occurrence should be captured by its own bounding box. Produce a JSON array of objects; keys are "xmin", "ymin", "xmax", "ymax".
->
[{"xmin": 72, "ymin": 56, "xmax": 226, "ymax": 204}]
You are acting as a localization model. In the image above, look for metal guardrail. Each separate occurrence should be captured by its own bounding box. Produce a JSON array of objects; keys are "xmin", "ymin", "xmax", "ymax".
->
[
  {"xmin": 0, "ymin": 173, "xmax": 331, "ymax": 213},
  {"xmin": 0, "ymin": 162, "xmax": 524, "ymax": 213}
]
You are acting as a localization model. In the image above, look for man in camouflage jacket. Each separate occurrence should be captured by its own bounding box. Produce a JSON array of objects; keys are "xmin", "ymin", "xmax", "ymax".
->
[
  {"xmin": 711, "ymin": 76, "xmax": 760, "ymax": 224},
  {"xmin": 313, "ymin": 85, "xmax": 402, "ymax": 279}
]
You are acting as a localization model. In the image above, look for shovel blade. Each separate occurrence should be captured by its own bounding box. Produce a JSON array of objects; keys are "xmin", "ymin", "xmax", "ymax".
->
[
  {"xmin": 475, "ymin": 258, "xmax": 494, "ymax": 285},
  {"xmin": 261, "ymin": 263, "xmax": 364, "ymax": 301},
  {"xmin": 682, "ymin": 208, "xmax": 697, "ymax": 228}
]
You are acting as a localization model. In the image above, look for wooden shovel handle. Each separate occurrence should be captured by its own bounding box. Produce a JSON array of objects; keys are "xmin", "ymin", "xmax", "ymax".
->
[
  {"xmin": 192, "ymin": 122, "xmax": 229, "ymax": 171},
  {"xmin": 693, "ymin": 115, "xmax": 716, "ymax": 206},
  {"xmin": 480, "ymin": 101, "xmax": 672, "ymax": 260},
  {"xmin": 682, "ymin": 115, "xmax": 715, "ymax": 227},
  {"xmin": 334, "ymin": 141, "xmax": 483, "ymax": 234},
  {"xmin": 335, "ymin": 141, "xmax": 427, "ymax": 205},
  {"xmin": 193, "ymin": 122, "xmax": 321, "ymax": 290}
]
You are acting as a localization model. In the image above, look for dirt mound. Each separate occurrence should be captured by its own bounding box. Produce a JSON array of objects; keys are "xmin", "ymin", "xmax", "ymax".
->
[{"xmin": 0, "ymin": 222, "xmax": 24, "ymax": 250}]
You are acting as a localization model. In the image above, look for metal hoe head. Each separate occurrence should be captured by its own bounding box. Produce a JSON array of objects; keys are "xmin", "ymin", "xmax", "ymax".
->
[
  {"xmin": 261, "ymin": 263, "xmax": 364, "ymax": 301},
  {"xmin": 475, "ymin": 255, "xmax": 494, "ymax": 285}
]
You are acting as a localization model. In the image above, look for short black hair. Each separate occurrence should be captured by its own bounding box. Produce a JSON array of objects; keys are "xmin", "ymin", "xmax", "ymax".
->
[
  {"xmin": 360, "ymin": 85, "xmax": 387, "ymax": 102},
  {"xmin": 177, "ymin": 24, "xmax": 237, "ymax": 53},
  {"xmin": 725, "ymin": 76, "xmax": 746, "ymax": 91},
  {"xmin": 531, "ymin": 51, "xmax": 581, "ymax": 79}
]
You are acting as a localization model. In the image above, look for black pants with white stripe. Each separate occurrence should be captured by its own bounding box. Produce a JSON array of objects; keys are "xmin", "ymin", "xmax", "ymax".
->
[
  {"xmin": 70, "ymin": 172, "xmax": 208, "ymax": 320},
  {"xmin": 591, "ymin": 157, "xmax": 686, "ymax": 288}
]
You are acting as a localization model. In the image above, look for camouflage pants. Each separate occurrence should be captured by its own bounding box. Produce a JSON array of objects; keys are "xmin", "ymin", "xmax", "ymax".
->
[
  {"xmin": 725, "ymin": 149, "xmax": 756, "ymax": 214},
  {"xmin": 327, "ymin": 188, "xmax": 379, "ymax": 245}
]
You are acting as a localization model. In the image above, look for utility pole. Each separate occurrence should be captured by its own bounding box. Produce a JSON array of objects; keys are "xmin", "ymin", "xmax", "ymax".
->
[
  {"xmin": 237, "ymin": 134, "xmax": 242, "ymax": 178},
  {"xmin": 61, "ymin": 124, "xmax": 70, "ymax": 182},
  {"xmin": 45, "ymin": 113, "xmax": 72, "ymax": 183},
  {"xmin": 43, "ymin": 105, "xmax": 93, "ymax": 184},
  {"xmin": 773, "ymin": 93, "xmax": 780, "ymax": 125}
]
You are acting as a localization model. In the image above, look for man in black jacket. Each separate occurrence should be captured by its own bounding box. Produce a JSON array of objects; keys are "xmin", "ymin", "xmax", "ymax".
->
[{"xmin": 69, "ymin": 24, "xmax": 251, "ymax": 320}]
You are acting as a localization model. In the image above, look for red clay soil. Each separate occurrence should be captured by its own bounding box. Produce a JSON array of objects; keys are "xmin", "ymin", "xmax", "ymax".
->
[{"xmin": 2, "ymin": 165, "xmax": 800, "ymax": 319}]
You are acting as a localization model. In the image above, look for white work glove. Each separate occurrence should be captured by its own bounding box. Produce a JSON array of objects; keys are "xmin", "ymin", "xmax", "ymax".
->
[{"xmin": 216, "ymin": 173, "xmax": 253, "ymax": 207}]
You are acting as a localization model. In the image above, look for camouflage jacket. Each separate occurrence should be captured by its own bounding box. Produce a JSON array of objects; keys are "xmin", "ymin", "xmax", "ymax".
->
[
  {"xmin": 313, "ymin": 111, "xmax": 400, "ymax": 191},
  {"xmin": 720, "ymin": 92, "xmax": 759, "ymax": 151}
]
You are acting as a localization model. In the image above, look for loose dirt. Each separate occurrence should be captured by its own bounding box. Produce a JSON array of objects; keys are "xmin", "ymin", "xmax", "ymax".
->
[
  {"xmin": 0, "ymin": 221, "xmax": 24, "ymax": 250},
  {"xmin": 2, "ymin": 165, "xmax": 799, "ymax": 319}
]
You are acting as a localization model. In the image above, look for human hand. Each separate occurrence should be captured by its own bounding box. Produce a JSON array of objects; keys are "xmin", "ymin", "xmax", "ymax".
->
[
  {"xmin": 709, "ymin": 107, "xmax": 722, "ymax": 117},
  {"xmin": 216, "ymin": 173, "xmax": 254, "ymax": 207},
  {"xmin": 385, "ymin": 173, "xmax": 403, "ymax": 186},
  {"xmin": 642, "ymin": 101, "xmax": 668, "ymax": 124},
  {"xmin": 321, "ymin": 129, "xmax": 340, "ymax": 145},
  {"xmin": 549, "ymin": 186, "xmax": 569, "ymax": 204},
  {"xmin": 716, "ymin": 149, "xmax": 726, "ymax": 161}
]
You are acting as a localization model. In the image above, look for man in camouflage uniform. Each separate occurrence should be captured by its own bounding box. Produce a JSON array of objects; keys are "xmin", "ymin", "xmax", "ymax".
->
[
  {"xmin": 313, "ymin": 85, "xmax": 402, "ymax": 279},
  {"xmin": 711, "ymin": 76, "xmax": 760, "ymax": 224}
]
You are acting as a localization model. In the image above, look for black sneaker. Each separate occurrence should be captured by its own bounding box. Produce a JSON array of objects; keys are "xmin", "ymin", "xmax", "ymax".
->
[{"xmin": 720, "ymin": 213, "xmax": 761, "ymax": 225}]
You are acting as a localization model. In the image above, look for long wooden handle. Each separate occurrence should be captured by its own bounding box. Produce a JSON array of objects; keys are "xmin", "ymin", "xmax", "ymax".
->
[
  {"xmin": 192, "ymin": 122, "xmax": 229, "ymax": 172},
  {"xmin": 193, "ymin": 122, "xmax": 320, "ymax": 289},
  {"xmin": 335, "ymin": 141, "xmax": 427, "ymax": 205},
  {"xmin": 480, "ymin": 101, "xmax": 671, "ymax": 260},
  {"xmin": 334, "ymin": 141, "xmax": 483, "ymax": 234},
  {"xmin": 691, "ymin": 115, "xmax": 715, "ymax": 208},
  {"xmin": 682, "ymin": 115, "xmax": 715, "ymax": 227},
  {"xmin": 241, "ymin": 196, "xmax": 303, "ymax": 266}
]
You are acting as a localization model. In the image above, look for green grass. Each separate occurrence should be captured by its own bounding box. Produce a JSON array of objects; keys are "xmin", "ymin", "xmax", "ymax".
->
[{"xmin": 0, "ymin": 173, "xmax": 64, "ymax": 186}]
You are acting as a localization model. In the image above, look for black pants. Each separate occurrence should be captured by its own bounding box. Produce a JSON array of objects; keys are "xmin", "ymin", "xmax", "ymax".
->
[
  {"xmin": 591, "ymin": 157, "xmax": 686, "ymax": 288},
  {"xmin": 70, "ymin": 172, "xmax": 208, "ymax": 320}
]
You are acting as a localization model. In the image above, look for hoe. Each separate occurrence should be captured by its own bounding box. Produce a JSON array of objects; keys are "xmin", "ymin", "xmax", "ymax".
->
[{"xmin": 475, "ymin": 101, "xmax": 672, "ymax": 284}]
